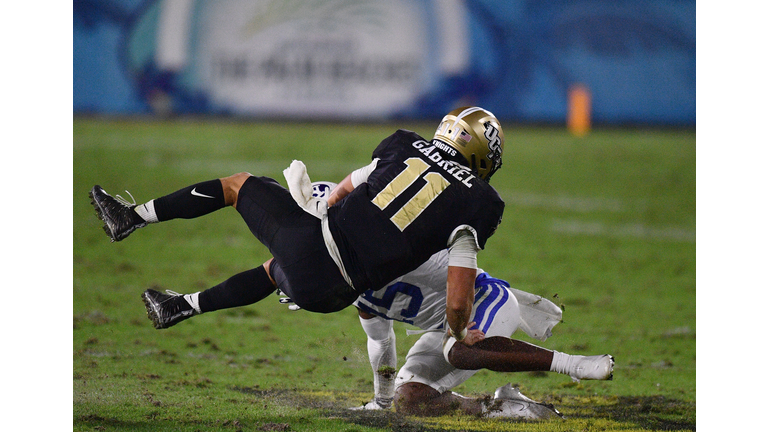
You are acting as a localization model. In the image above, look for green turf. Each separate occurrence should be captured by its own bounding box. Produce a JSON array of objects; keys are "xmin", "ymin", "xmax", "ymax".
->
[{"xmin": 73, "ymin": 117, "xmax": 695, "ymax": 431}]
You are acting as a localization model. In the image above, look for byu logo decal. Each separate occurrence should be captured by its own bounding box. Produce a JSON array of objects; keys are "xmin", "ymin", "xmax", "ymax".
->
[{"xmin": 312, "ymin": 182, "xmax": 334, "ymax": 199}]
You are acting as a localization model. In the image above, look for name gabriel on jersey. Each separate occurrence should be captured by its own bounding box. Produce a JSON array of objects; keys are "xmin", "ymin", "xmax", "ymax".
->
[{"xmin": 412, "ymin": 139, "xmax": 477, "ymax": 188}]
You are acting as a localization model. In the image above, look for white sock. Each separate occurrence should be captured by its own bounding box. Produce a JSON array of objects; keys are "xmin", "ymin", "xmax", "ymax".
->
[
  {"xmin": 373, "ymin": 368, "xmax": 395, "ymax": 407},
  {"xmin": 184, "ymin": 292, "xmax": 202, "ymax": 314},
  {"xmin": 134, "ymin": 200, "xmax": 159, "ymax": 223},
  {"xmin": 550, "ymin": 351, "xmax": 576, "ymax": 375},
  {"xmin": 360, "ymin": 316, "xmax": 396, "ymax": 405}
]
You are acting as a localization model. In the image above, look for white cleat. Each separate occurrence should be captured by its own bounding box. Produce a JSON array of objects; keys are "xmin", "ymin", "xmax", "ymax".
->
[
  {"xmin": 484, "ymin": 399, "xmax": 563, "ymax": 420},
  {"xmin": 486, "ymin": 384, "xmax": 563, "ymax": 420},
  {"xmin": 349, "ymin": 399, "xmax": 391, "ymax": 411},
  {"xmin": 569, "ymin": 354, "xmax": 615, "ymax": 382},
  {"xmin": 494, "ymin": 383, "xmax": 536, "ymax": 402}
]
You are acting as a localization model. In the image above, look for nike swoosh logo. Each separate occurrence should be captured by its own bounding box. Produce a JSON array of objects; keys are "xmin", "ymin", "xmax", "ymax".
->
[{"xmin": 191, "ymin": 188, "xmax": 215, "ymax": 199}]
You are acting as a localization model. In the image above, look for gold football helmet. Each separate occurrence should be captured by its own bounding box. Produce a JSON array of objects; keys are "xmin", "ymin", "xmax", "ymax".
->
[{"xmin": 433, "ymin": 106, "xmax": 504, "ymax": 180}]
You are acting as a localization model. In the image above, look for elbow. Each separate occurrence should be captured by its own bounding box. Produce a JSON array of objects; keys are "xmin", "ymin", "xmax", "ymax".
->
[
  {"xmin": 445, "ymin": 299, "xmax": 464, "ymax": 317},
  {"xmin": 446, "ymin": 295, "xmax": 471, "ymax": 319}
]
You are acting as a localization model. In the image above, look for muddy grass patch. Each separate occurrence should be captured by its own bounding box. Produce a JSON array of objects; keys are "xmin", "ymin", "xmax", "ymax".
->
[
  {"xmin": 234, "ymin": 386, "xmax": 431, "ymax": 431},
  {"xmin": 234, "ymin": 387, "xmax": 695, "ymax": 431}
]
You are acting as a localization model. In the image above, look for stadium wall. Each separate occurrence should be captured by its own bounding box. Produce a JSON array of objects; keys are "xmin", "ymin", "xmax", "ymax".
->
[{"xmin": 73, "ymin": 0, "xmax": 695, "ymax": 126}]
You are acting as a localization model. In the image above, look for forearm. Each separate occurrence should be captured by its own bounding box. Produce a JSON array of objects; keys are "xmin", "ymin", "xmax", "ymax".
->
[
  {"xmin": 327, "ymin": 174, "xmax": 354, "ymax": 207},
  {"xmin": 445, "ymin": 227, "xmax": 480, "ymax": 340},
  {"xmin": 446, "ymin": 266, "xmax": 476, "ymax": 339},
  {"xmin": 328, "ymin": 158, "xmax": 379, "ymax": 206}
]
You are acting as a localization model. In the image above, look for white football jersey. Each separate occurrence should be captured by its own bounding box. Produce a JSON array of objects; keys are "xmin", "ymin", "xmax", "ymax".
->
[
  {"xmin": 353, "ymin": 249, "xmax": 562, "ymax": 341},
  {"xmin": 353, "ymin": 250, "xmax": 450, "ymax": 330}
]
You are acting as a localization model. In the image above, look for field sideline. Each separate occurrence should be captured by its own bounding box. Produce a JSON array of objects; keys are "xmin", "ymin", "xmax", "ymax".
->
[{"xmin": 73, "ymin": 117, "xmax": 695, "ymax": 431}]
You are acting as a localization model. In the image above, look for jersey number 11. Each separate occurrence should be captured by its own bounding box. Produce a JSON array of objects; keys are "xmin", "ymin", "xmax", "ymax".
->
[{"xmin": 372, "ymin": 158, "xmax": 450, "ymax": 231}]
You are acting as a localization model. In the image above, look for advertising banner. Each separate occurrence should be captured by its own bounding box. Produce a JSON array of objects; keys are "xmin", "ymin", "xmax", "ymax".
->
[{"xmin": 74, "ymin": 0, "xmax": 695, "ymax": 125}]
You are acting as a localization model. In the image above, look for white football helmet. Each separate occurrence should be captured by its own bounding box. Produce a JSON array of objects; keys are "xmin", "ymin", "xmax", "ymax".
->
[
  {"xmin": 433, "ymin": 106, "xmax": 504, "ymax": 181},
  {"xmin": 311, "ymin": 181, "xmax": 337, "ymax": 199}
]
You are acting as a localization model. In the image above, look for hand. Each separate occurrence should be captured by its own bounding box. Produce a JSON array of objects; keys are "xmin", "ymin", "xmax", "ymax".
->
[
  {"xmin": 459, "ymin": 328, "xmax": 485, "ymax": 346},
  {"xmin": 450, "ymin": 321, "xmax": 485, "ymax": 346}
]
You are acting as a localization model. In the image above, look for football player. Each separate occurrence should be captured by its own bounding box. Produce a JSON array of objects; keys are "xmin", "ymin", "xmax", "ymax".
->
[
  {"xmin": 90, "ymin": 107, "xmax": 506, "ymax": 348},
  {"xmin": 135, "ymin": 182, "xmax": 614, "ymax": 419},
  {"xmin": 347, "ymin": 248, "xmax": 613, "ymax": 418}
]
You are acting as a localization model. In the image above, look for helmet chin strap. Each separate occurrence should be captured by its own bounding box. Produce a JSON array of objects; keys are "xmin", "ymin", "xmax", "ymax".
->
[{"xmin": 485, "ymin": 161, "xmax": 502, "ymax": 181}]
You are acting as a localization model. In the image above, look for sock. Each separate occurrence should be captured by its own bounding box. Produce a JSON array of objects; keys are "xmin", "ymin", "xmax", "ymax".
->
[
  {"xmin": 184, "ymin": 292, "xmax": 201, "ymax": 314},
  {"xmin": 360, "ymin": 317, "xmax": 396, "ymax": 406},
  {"xmin": 150, "ymin": 179, "xmax": 226, "ymax": 222},
  {"xmin": 550, "ymin": 351, "xmax": 581, "ymax": 375},
  {"xmin": 198, "ymin": 266, "xmax": 275, "ymax": 313},
  {"xmin": 134, "ymin": 200, "xmax": 159, "ymax": 223}
]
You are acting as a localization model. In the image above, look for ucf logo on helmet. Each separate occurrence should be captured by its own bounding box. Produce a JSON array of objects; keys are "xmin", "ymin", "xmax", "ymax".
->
[{"xmin": 483, "ymin": 122, "xmax": 502, "ymax": 166}]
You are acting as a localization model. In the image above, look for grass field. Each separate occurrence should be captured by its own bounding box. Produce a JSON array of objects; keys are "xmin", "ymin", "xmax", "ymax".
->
[{"xmin": 73, "ymin": 117, "xmax": 696, "ymax": 431}]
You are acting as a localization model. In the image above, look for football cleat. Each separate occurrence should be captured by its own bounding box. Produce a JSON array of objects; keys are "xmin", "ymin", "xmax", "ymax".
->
[
  {"xmin": 89, "ymin": 185, "xmax": 146, "ymax": 242},
  {"xmin": 349, "ymin": 398, "xmax": 392, "ymax": 411},
  {"xmin": 433, "ymin": 107, "xmax": 504, "ymax": 181},
  {"xmin": 485, "ymin": 384, "xmax": 563, "ymax": 420},
  {"xmin": 484, "ymin": 399, "xmax": 563, "ymax": 420},
  {"xmin": 142, "ymin": 289, "xmax": 197, "ymax": 329},
  {"xmin": 569, "ymin": 354, "xmax": 615, "ymax": 382},
  {"xmin": 494, "ymin": 383, "xmax": 536, "ymax": 402}
]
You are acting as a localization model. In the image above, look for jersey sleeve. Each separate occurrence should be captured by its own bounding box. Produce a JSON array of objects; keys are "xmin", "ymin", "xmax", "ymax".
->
[
  {"xmin": 447, "ymin": 226, "xmax": 479, "ymax": 269},
  {"xmin": 351, "ymin": 159, "xmax": 379, "ymax": 188},
  {"xmin": 469, "ymin": 192, "xmax": 505, "ymax": 249}
]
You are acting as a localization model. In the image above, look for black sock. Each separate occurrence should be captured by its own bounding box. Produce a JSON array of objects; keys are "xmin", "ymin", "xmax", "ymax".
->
[
  {"xmin": 153, "ymin": 179, "xmax": 226, "ymax": 221},
  {"xmin": 198, "ymin": 266, "xmax": 275, "ymax": 313}
]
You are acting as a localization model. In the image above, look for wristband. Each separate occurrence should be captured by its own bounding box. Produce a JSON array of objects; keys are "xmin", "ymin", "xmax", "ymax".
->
[{"xmin": 450, "ymin": 327, "xmax": 467, "ymax": 341}]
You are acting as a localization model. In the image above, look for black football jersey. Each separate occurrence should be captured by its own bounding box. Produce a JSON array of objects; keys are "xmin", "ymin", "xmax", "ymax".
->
[{"xmin": 327, "ymin": 129, "xmax": 504, "ymax": 293}]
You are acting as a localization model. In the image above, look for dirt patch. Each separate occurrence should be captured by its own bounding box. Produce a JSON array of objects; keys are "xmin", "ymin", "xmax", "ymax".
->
[
  {"xmin": 587, "ymin": 395, "xmax": 695, "ymax": 431},
  {"xmin": 233, "ymin": 387, "xmax": 695, "ymax": 431},
  {"xmin": 234, "ymin": 387, "xmax": 431, "ymax": 432},
  {"xmin": 258, "ymin": 422, "xmax": 290, "ymax": 431}
]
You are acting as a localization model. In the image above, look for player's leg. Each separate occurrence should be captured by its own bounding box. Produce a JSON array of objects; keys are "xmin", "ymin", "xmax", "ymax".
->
[
  {"xmin": 447, "ymin": 337, "xmax": 554, "ymax": 372},
  {"xmin": 197, "ymin": 258, "xmax": 278, "ymax": 312},
  {"xmin": 393, "ymin": 284, "xmax": 563, "ymax": 419},
  {"xmin": 448, "ymin": 335, "xmax": 613, "ymax": 380},
  {"xmin": 391, "ymin": 334, "xmax": 561, "ymax": 419},
  {"xmin": 395, "ymin": 382, "xmax": 483, "ymax": 416},
  {"xmin": 392, "ymin": 279, "xmax": 518, "ymax": 416},
  {"xmin": 444, "ymin": 284, "xmax": 613, "ymax": 381},
  {"xmin": 90, "ymin": 173, "xmax": 249, "ymax": 242},
  {"xmin": 393, "ymin": 335, "xmax": 562, "ymax": 419},
  {"xmin": 235, "ymin": 176, "xmax": 357, "ymax": 313},
  {"xmin": 350, "ymin": 310, "xmax": 397, "ymax": 410},
  {"xmin": 390, "ymin": 283, "xmax": 526, "ymax": 417},
  {"xmin": 391, "ymin": 331, "xmax": 480, "ymax": 416},
  {"xmin": 142, "ymin": 258, "xmax": 277, "ymax": 329}
]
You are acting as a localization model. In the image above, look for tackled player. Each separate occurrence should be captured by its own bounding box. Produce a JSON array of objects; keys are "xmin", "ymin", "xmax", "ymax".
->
[
  {"xmin": 90, "ymin": 107, "xmax": 507, "ymax": 347},
  {"xmin": 137, "ymin": 182, "xmax": 614, "ymax": 419}
]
